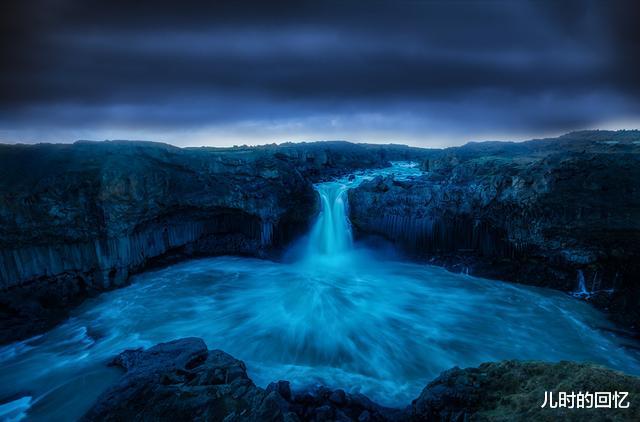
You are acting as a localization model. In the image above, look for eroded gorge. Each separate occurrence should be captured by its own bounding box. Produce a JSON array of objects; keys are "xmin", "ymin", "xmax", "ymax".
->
[{"xmin": 1, "ymin": 130, "xmax": 640, "ymax": 421}]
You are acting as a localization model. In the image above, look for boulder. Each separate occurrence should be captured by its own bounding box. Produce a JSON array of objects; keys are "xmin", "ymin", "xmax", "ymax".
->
[
  {"xmin": 83, "ymin": 338, "xmax": 397, "ymax": 422},
  {"xmin": 411, "ymin": 360, "xmax": 640, "ymax": 421}
]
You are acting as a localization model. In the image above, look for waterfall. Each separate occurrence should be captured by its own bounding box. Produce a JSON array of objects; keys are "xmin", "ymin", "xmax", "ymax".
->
[
  {"xmin": 577, "ymin": 270, "xmax": 588, "ymax": 293},
  {"xmin": 260, "ymin": 221, "xmax": 273, "ymax": 246},
  {"xmin": 299, "ymin": 162, "xmax": 422, "ymax": 263},
  {"xmin": 305, "ymin": 182, "xmax": 353, "ymax": 257},
  {"xmin": 571, "ymin": 269, "xmax": 617, "ymax": 298},
  {"xmin": 572, "ymin": 269, "xmax": 590, "ymax": 298}
]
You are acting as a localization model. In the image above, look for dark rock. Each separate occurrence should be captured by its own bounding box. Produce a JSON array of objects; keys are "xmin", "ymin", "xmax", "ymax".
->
[
  {"xmin": 329, "ymin": 389, "xmax": 347, "ymax": 406},
  {"xmin": 410, "ymin": 360, "xmax": 640, "ymax": 421},
  {"xmin": 82, "ymin": 338, "xmax": 290, "ymax": 422},
  {"xmin": 83, "ymin": 338, "xmax": 398, "ymax": 421},
  {"xmin": 0, "ymin": 140, "xmax": 425, "ymax": 344},
  {"xmin": 83, "ymin": 338, "xmax": 640, "ymax": 422},
  {"xmin": 349, "ymin": 130, "xmax": 640, "ymax": 328},
  {"xmin": 314, "ymin": 404, "xmax": 334, "ymax": 420},
  {"xmin": 358, "ymin": 410, "xmax": 371, "ymax": 421},
  {"xmin": 267, "ymin": 381, "xmax": 292, "ymax": 401}
]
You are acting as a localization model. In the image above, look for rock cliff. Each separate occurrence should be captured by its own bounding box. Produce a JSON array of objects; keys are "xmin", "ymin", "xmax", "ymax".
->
[
  {"xmin": 349, "ymin": 130, "xmax": 640, "ymax": 328},
  {"xmin": 2, "ymin": 131, "xmax": 639, "ymax": 341},
  {"xmin": 0, "ymin": 140, "xmax": 402, "ymax": 343}
]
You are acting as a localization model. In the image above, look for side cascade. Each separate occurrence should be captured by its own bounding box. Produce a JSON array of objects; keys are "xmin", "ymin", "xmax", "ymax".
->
[{"xmin": 572, "ymin": 269, "xmax": 590, "ymax": 298}]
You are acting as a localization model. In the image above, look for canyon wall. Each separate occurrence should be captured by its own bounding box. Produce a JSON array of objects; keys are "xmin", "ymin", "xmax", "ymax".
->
[
  {"xmin": 349, "ymin": 131, "xmax": 640, "ymax": 328},
  {"xmin": 0, "ymin": 140, "xmax": 397, "ymax": 343},
  {"xmin": 3, "ymin": 131, "xmax": 639, "ymax": 340}
]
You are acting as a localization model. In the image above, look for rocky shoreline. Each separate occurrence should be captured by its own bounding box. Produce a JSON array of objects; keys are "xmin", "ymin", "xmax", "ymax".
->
[{"xmin": 81, "ymin": 337, "xmax": 640, "ymax": 421}]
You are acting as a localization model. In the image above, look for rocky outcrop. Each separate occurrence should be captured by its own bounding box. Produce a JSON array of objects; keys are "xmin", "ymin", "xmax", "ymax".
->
[
  {"xmin": 411, "ymin": 360, "xmax": 640, "ymax": 421},
  {"xmin": 0, "ymin": 140, "xmax": 414, "ymax": 344},
  {"xmin": 82, "ymin": 338, "xmax": 398, "ymax": 422},
  {"xmin": 349, "ymin": 130, "xmax": 640, "ymax": 328},
  {"xmin": 83, "ymin": 338, "xmax": 640, "ymax": 421}
]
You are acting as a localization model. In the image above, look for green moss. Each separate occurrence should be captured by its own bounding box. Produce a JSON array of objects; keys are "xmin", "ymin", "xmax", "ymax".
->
[{"xmin": 472, "ymin": 361, "xmax": 640, "ymax": 421}]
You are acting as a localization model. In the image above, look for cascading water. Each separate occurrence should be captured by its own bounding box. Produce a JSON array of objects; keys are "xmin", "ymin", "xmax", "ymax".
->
[
  {"xmin": 306, "ymin": 182, "xmax": 353, "ymax": 257},
  {"xmin": 572, "ymin": 270, "xmax": 590, "ymax": 298},
  {"xmin": 1, "ymin": 163, "xmax": 640, "ymax": 421},
  {"xmin": 297, "ymin": 162, "xmax": 419, "ymax": 263}
]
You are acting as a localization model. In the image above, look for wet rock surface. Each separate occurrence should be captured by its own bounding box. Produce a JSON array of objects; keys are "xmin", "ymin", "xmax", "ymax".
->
[
  {"xmin": 349, "ymin": 130, "xmax": 640, "ymax": 328},
  {"xmin": 83, "ymin": 338, "xmax": 640, "ymax": 422},
  {"xmin": 82, "ymin": 338, "xmax": 398, "ymax": 422},
  {"xmin": 0, "ymin": 140, "xmax": 408, "ymax": 344}
]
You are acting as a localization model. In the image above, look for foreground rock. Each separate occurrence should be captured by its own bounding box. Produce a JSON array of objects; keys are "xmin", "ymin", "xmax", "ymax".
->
[
  {"xmin": 413, "ymin": 360, "xmax": 640, "ymax": 421},
  {"xmin": 349, "ymin": 130, "xmax": 640, "ymax": 328},
  {"xmin": 84, "ymin": 338, "xmax": 640, "ymax": 422},
  {"xmin": 82, "ymin": 338, "xmax": 398, "ymax": 422}
]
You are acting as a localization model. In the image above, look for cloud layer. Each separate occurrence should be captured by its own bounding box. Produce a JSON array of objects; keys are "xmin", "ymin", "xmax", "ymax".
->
[{"xmin": 1, "ymin": 0, "xmax": 639, "ymax": 146}]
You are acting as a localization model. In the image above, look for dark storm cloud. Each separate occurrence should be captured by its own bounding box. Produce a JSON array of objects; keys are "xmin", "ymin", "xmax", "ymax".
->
[{"xmin": 1, "ymin": 0, "xmax": 639, "ymax": 145}]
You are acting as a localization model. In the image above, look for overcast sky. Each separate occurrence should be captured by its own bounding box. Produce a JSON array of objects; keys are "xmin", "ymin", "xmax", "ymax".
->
[{"xmin": 1, "ymin": 0, "xmax": 639, "ymax": 147}]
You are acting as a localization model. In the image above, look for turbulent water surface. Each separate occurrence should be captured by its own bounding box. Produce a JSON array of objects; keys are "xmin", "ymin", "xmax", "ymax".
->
[{"xmin": 2, "ymin": 163, "xmax": 640, "ymax": 421}]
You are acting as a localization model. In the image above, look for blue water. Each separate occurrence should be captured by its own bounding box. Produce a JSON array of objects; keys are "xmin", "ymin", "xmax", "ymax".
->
[{"xmin": 1, "ymin": 163, "xmax": 640, "ymax": 420}]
